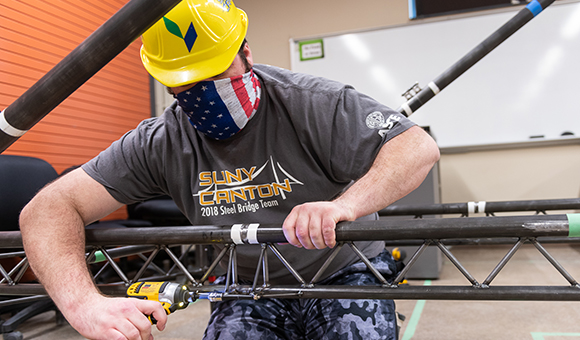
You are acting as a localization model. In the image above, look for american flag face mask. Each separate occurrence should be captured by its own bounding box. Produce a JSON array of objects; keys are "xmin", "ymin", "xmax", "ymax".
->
[{"xmin": 174, "ymin": 69, "xmax": 261, "ymax": 140}]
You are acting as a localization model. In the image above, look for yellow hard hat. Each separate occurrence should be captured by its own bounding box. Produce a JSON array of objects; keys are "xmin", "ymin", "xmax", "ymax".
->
[{"xmin": 141, "ymin": 0, "xmax": 248, "ymax": 87}]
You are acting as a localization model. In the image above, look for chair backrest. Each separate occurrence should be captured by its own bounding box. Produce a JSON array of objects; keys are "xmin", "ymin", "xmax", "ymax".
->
[
  {"xmin": 0, "ymin": 155, "xmax": 58, "ymax": 231},
  {"xmin": 128, "ymin": 195, "xmax": 190, "ymax": 226}
]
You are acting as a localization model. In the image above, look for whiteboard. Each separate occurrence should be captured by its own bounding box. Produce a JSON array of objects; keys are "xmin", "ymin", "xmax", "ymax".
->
[{"xmin": 290, "ymin": 1, "xmax": 580, "ymax": 148}]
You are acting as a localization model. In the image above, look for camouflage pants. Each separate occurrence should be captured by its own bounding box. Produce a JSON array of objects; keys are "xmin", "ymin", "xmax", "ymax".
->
[{"xmin": 203, "ymin": 249, "xmax": 398, "ymax": 340}]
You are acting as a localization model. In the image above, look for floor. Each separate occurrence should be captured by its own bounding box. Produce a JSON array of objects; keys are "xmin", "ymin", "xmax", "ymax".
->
[{"xmin": 7, "ymin": 243, "xmax": 580, "ymax": 340}]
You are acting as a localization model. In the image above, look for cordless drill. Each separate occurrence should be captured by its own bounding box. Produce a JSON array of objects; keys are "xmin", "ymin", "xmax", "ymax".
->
[{"xmin": 127, "ymin": 281, "xmax": 196, "ymax": 323}]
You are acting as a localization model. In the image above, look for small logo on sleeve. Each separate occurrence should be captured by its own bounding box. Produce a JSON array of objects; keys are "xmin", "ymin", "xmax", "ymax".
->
[{"xmin": 366, "ymin": 111, "xmax": 401, "ymax": 137}]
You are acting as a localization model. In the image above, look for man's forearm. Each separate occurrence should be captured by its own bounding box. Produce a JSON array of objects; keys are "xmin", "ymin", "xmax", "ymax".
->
[
  {"xmin": 19, "ymin": 169, "xmax": 123, "ymax": 313},
  {"xmin": 333, "ymin": 126, "xmax": 440, "ymax": 219},
  {"xmin": 19, "ymin": 169, "xmax": 167, "ymax": 339},
  {"xmin": 283, "ymin": 126, "xmax": 440, "ymax": 250},
  {"xmin": 21, "ymin": 184, "xmax": 100, "ymax": 312}
]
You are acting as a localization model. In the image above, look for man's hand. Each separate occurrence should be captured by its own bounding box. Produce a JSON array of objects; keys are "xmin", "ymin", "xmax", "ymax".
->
[
  {"xmin": 63, "ymin": 294, "xmax": 167, "ymax": 340},
  {"xmin": 282, "ymin": 201, "xmax": 355, "ymax": 249}
]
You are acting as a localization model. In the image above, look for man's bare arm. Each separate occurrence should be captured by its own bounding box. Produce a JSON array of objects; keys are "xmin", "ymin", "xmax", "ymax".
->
[
  {"xmin": 283, "ymin": 125, "xmax": 440, "ymax": 249},
  {"xmin": 20, "ymin": 168, "xmax": 167, "ymax": 340}
]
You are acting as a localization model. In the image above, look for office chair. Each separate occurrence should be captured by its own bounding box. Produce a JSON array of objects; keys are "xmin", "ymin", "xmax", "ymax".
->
[
  {"xmin": 128, "ymin": 195, "xmax": 190, "ymax": 226},
  {"xmin": 0, "ymin": 155, "xmax": 58, "ymax": 232},
  {"xmin": 0, "ymin": 154, "xmax": 59, "ymax": 340}
]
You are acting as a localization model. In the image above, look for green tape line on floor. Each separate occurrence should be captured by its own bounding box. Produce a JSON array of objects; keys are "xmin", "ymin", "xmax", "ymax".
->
[
  {"xmin": 531, "ymin": 332, "xmax": 580, "ymax": 340},
  {"xmin": 566, "ymin": 213, "xmax": 580, "ymax": 237},
  {"xmin": 401, "ymin": 280, "xmax": 431, "ymax": 340}
]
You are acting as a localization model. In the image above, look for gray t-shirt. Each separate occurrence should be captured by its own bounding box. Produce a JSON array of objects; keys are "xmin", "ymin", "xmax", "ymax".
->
[{"xmin": 83, "ymin": 64, "xmax": 415, "ymax": 284}]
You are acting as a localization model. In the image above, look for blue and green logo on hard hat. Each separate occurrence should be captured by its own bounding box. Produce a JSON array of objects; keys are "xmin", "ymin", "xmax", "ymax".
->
[
  {"xmin": 216, "ymin": 0, "xmax": 232, "ymax": 11},
  {"xmin": 163, "ymin": 17, "xmax": 197, "ymax": 52}
]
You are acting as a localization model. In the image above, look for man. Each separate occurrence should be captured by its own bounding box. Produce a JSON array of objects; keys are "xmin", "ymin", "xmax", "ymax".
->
[{"xmin": 19, "ymin": 0, "xmax": 440, "ymax": 339}]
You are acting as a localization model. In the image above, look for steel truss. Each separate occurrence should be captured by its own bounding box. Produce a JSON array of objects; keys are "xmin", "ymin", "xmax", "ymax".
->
[
  {"xmin": 380, "ymin": 198, "xmax": 580, "ymax": 247},
  {"xmin": 0, "ymin": 0, "xmax": 573, "ymax": 318},
  {"xmin": 1, "ymin": 207, "xmax": 579, "ymax": 305}
]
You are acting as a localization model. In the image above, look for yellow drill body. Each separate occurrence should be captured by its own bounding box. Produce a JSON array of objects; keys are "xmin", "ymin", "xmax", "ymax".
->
[{"xmin": 127, "ymin": 281, "xmax": 194, "ymax": 323}]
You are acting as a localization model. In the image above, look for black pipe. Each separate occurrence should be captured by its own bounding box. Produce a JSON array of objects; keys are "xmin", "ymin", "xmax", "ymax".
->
[
  {"xmin": 2, "ymin": 284, "xmax": 578, "ymax": 301},
  {"xmin": 81, "ymin": 214, "xmax": 571, "ymax": 245},
  {"xmin": 397, "ymin": 0, "xmax": 555, "ymax": 116},
  {"xmin": 0, "ymin": 295, "xmax": 51, "ymax": 309},
  {"xmin": 86, "ymin": 245, "xmax": 157, "ymax": 264},
  {"xmin": 379, "ymin": 198, "xmax": 580, "ymax": 217},
  {"xmin": 0, "ymin": 0, "xmax": 182, "ymax": 153},
  {"xmin": 0, "ymin": 214, "xmax": 574, "ymax": 248},
  {"xmin": 335, "ymin": 214, "xmax": 570, "ymax": 243},
  {"xmin": 260, "ymin": 285, "xmax": 580, "ymax": 301}
]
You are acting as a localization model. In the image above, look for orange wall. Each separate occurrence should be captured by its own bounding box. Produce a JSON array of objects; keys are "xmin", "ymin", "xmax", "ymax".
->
[{"xmin": 0, "ymin": 0, "xmax": 151, "ymax": 219}]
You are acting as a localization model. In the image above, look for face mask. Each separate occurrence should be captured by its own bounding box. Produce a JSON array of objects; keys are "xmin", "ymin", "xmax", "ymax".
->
[{"xmin": 174, "ymin": 69, "xmax": 261, "ymax": 140}]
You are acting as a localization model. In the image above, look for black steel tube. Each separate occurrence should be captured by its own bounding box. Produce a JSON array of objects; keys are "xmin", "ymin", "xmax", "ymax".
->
[
  {"xmin": 397, "ymin": 0, "xmax": 555, "ymax": 116},
  {"xmin": 132, "ymin": 247, "xmax": 161, "ymax": 283},
  {"xmin": 0, "ymin": 0, "xmax": 182, "ymax": 153},
  {"xmin": 2, "ymin": 284, "xmax": 579, "ymax": 301},
  {"xmin": 435, "ymin": 240, "xmax": 479, "ymax": 286},
  {"xmin": 0, "ymin": 250, "xmax": 26, "ymax": 260},
  {"xmin": 393, "ymin": 242, "xmax": 430, "ymax": 284},
  {"xmin": 251, "ymin": 245, "xmax": 267, "ymax": 292},
  {"xmin": 268, "ymin": 244, "xmax": 306, "ymax": 285},
  {"xmin": 81, "ymin": 214, "xmax": 573, "ymax": 245},
  {"xmin": 335, "ymin": 214, "xmax": 571, "ymax": 242},
  {"xmin": 0, "ymin": 295, "xmax": 50, "ymax": 308},
  {"xmin": 482, "ymin": 239, "xmax": 525, "ymax": 286},
  {"xmin": 82, "ymin": 225, "xmax": 235, "ymax": 247},
  {"xmin": 379, "ymin": 198, "xmax": 580, "ymax": 217},
  {"xmin": 98, "ymin": 247, "xmax": 130, "ymax": 284},
  {"xmin": 530, "ymin": 239, "xmax": 579, "ymax": 286},
  {"xmin": 0, "ymin": 231, "xmax": 23, "ymax": 249},
  {"xmin": 310, "ymin": 243, "xmax": 344, "ymax": 284},
  {"xmin": 0, "ymin": 284, "xmax": 120, "ymax": 297},
  {"xmin": 348, "ymin": 242, "xmax": 388, "ymax": 285},
  {"xmin": 0, "ymin": 214, "xmax": 575, "ymax": 248},
  {"xmin": 86, "ymin": 245, "xmax": 156, "ymax": 264},
  {"xmin": 485, "ymin": 199, "xmax": 580, "ymax": 213},
  {"xmin": 260, "ymin": 285, "xmax": 580, "ymax": 301}
]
